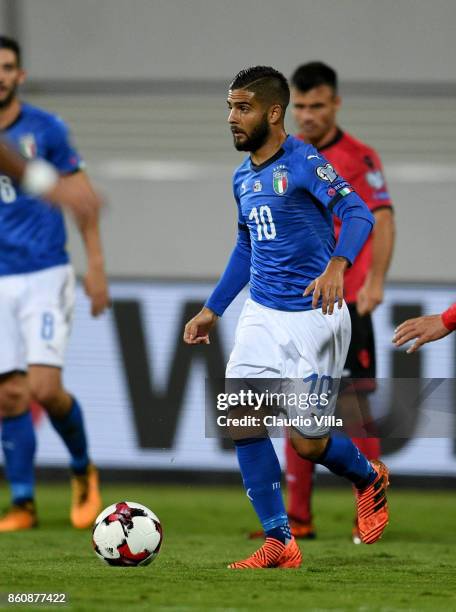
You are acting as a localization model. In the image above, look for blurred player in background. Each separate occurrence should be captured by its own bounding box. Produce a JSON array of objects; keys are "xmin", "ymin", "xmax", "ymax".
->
[
  {"xmin": 0, "ymin": 36, "xmax": 109, "ymax": 531},
  {"xmin": 394, "ymin": 303, "xmax": 456, "ymax": 351},
  {"xmin": 184, "ymin": 66, "xmax": 389, "ymax": 568},
  {"xmin": 272, "ymin": 62, "xmax": 394, "ymax": 543}
]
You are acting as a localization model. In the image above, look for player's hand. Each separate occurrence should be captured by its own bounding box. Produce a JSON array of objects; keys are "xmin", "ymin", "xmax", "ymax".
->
[
  {"xmin": 84, "ymin": 262, "xmax": 110, "ymax": 317},
  {"xmin": 304, "ymin": 256, "xmax": 348, "ymax": 314},
  {"xmin": 45, "ymin": 174, "xmax": 103, "ymax": 219},
  {"xmin": 183, "ymin": 307, "xmax": 218, "ymax": 344},
  {"xmin": 393, "ymin": 314, "xmax": 451, "ymax": 353},
  {"xmin": 356, "ymin": 277, "xmax": 384, "ymax": 316}
]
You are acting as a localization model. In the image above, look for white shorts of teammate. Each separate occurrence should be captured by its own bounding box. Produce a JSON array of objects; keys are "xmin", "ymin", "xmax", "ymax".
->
[
  {"xmin": 0, "ymin": 264, "xmax": 75, "ymax": 374},
  {"xmin": 226, "ymin": 298, "xmax": 351, "ymax": 438}
]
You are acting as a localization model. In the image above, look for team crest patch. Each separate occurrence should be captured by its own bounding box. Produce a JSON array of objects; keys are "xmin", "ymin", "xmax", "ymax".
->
[
  {"xmin": 273, "ymin": 170, "xmax": 288, "ymax": 195},
  {"xmin": 19, "ymin": 134, "xmax": 37, "ymax": 159}
]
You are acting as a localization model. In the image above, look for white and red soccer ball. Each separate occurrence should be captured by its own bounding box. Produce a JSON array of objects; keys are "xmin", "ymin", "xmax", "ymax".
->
[{"xmin": 92, "ymin": 501, "xmax": 162, "ymax": 566}]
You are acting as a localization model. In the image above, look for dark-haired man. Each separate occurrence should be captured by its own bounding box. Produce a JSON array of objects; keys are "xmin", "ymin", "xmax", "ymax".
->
[
  {"xmin": 0, "ymin": 36, "xmax": 108, "ymax": 531},
  {"xmin": 184, "ymin": 66, "xmax": 389, "ymax": 568},
  {"xmin": 276, "ymin": 62, "xmax": 395, "ymax": 544}
]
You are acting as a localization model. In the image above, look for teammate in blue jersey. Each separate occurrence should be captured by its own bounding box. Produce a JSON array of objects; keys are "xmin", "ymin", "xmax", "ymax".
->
[
  {"xmin": 0, "ymin": 36, "xmax": 109, "ymax": 531},
  {"xmin": 184, "ymin": 66, "xmax": 390, "ymax": 568}
]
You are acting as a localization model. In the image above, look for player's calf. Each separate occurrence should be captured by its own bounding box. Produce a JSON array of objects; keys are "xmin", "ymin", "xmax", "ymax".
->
[{"xmin": 0, "ymin": 381, "xmax": 36, "ymax": 520}]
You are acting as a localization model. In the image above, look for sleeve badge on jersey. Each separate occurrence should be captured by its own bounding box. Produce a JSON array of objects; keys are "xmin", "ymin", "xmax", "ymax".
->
[
  {"xmin": 19, "ymin": 134, "xmax": 37, "ymax": 159},
  {"xmin": 366, "ymin": 170, "xmax": 385, "ymax": 190},
  {"xmin": 316, "ymin": 163, "xmax": 338, "ymax": 182},
  {"xmin": 273, "ymin": 170, "xmax": 288, "ymax": 195}
]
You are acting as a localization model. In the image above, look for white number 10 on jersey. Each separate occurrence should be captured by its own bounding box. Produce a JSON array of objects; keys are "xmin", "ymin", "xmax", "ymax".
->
[{"xmin": 249, "ymin": 205, "xmax": 277, "ymax": 241}]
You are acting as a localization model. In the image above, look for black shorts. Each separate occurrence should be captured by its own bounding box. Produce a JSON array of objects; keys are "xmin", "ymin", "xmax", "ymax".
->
[{"xmin": 341, "ymin": 303, "xmax": 376, "ymax": 394}]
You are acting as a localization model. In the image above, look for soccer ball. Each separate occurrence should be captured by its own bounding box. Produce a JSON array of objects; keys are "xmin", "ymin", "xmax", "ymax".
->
[{"xmin": 92, "ymin": 501, "xmax": 162, "ymax": 566}]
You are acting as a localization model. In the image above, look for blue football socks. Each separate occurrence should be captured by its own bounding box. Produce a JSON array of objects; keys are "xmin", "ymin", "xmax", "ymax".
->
[
  {"xmin": 1, "ymin": 410, "xmax": 36, "ymax": 504},
  {"xmin": 317, "ymin": 436, "xmax": 377, "ymax": 489},
  {"xmin": 235, "ymin": 437, "xmax": 291, "ymax": 544},
  {"xmin": 49, "ymin": 397, "xmax": 90, "ymax": 475}
]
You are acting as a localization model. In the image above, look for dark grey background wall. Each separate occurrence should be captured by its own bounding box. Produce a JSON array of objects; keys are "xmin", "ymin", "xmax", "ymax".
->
[{"xmin": 14, "ymin": 0, "xmax": 456, "ymax": 83}]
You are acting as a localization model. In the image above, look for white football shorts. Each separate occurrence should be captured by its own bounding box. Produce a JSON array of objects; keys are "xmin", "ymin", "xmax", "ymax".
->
[
  {"xmin": 0, "ymin": 264, "xmax": 75, "ymax": 374},
  {"xmin": 226, "ymin": 298, "xmax": 351, "ymax": 437}
]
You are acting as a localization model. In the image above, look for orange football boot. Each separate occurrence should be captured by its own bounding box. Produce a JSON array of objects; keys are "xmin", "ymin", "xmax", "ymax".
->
[
  {"xmin": 70, "ymin": 464, "xmax": 102, "ymax": 529},
  {"xmin": 356, "ymin": 460, "xmax": 390, "ymax": 544},
  {"xmin": 249, "ymin": 518, "xmax": 316, "ymax": 540},
  {"xmin": 0, "ymin": 501, "xmax": 37, "ymax": 532},
  {"xmin": 228, "ymin": 537, "xmax": 302, "ymax": 569}
]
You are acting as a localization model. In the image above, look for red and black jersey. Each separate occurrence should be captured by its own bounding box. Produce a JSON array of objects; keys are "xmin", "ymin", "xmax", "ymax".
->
[
  {"xmin": 442, "ymin": 303, "xmax": 456, "ymax": 331},
  {"xmin": 298, "ymin": 129, "xmax": 393, "ymax": 303}
]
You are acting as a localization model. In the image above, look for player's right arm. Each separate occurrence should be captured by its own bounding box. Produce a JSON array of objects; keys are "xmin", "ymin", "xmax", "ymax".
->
[
  {"xmin": 393, "ymin": 302, "xmax": 456, "ymax": 352},
  {"xmin": 0, "ymin": 137, "xmax": 102, "ymax": 217},
  {"xmin": 183, "ymin": 184, "xmax": 251, "ymax": 345},
  {"xmin": 0, "ymin": 139, "xmax": 27, "ymax": 180}
]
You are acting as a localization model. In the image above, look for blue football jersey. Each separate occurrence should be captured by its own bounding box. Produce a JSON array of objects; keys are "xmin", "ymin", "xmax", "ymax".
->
[
  {"xmin": 233, "ymin": 135, "xmax": 364, "ymax": 311},
  {"xmin": 0, "ymin": 102, "xmax": 83, "ymax": 275}
]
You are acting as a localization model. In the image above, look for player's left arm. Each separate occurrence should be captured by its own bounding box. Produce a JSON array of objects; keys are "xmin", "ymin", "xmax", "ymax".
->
[
  {"xmin": 45, "ymin": 116, "xmax": 109, "ymax": 316},
  {"xmin": 72, "ymin": 171, "xmax": 110, "ymax": 317},
  {"xmin": 393, "ymin": 303, "xmax": 456, "ymax": 353},
  {"xmin": 300, "ymin": 150, "xmax": 375, "ymax": 314}
]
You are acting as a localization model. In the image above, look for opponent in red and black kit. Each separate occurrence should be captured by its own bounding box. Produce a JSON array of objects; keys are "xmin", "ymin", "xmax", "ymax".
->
[{"xmin": 250, "ymin": 62, "xmax": 395, "ymax": 543}]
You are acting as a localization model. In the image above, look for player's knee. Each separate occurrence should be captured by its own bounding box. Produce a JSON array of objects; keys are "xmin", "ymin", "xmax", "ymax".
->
[
  {"xmin": 291, "ymin": 436, "xmax": 328, "ymax": 461},
  {"xmin": 30, "ymin": 381, "xmax": 62, "ymax": 410},
  {"xmin": 0, "ymin": 374, "xmax": 30, "ymax": 416}
]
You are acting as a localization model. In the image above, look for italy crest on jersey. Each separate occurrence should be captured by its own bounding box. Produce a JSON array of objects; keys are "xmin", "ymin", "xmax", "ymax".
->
[
  {"xmin": 273, "ymin": 170, "xmax": 288, "ymax": 195},
  {"xmin": 19, "ymin": 134, "xmax": 37, "ymax": 159}
]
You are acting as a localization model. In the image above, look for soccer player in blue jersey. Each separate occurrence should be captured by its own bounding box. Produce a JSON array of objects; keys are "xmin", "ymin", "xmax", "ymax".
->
[
  {"xmin": 0, "ymin": 36, "xmax": 109, "ymax": 531},
  {"xmin": 184, "ymin": 66, "xmax": 389, "ymax": 568}
]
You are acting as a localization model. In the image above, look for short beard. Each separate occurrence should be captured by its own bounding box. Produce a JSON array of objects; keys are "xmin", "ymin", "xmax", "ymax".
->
[
  {"xmin": 233, "ymin": 114, "xmax": 270, "ymax": 152},
  {"xmin": 0, "ymin": 85, "xmax": 17, "ymax": 110}
]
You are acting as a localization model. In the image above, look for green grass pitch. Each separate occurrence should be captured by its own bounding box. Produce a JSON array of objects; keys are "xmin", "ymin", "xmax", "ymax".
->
[{"xmin": 1, "ymin": 483, "xmax": 455, "ymax": 611}]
